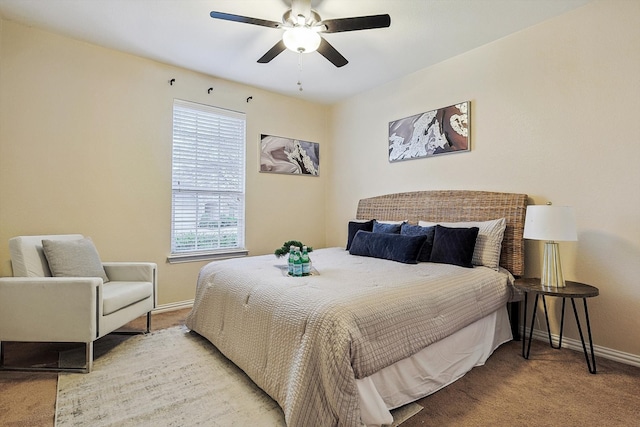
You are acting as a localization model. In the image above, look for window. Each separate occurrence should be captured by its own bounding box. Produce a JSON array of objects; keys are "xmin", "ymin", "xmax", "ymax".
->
[{"xmin": 169, "ymin": 99, "xmax": 247, "ymax": 263}]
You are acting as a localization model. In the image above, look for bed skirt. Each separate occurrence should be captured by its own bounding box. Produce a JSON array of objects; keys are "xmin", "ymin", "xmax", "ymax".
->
[{"xmin": 356, "ymin": 306, "xmax": 512, "ymax": 426}]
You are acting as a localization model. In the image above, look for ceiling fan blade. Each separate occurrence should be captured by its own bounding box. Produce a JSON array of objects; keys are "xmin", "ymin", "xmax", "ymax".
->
[
  {"xmin": 317, "ymin": 38, "xmax": 348, "ymax": 68},
  {"xmin": 257, "ymin": 40, "xmax": 287, "ymax": 63},
  {"xmin": 210, "ymin": 11, "xmax": 281, "ymax": 29},
  {"xmin": 321, "ymin": 14, "xmax": 391, "ymax": 33}
]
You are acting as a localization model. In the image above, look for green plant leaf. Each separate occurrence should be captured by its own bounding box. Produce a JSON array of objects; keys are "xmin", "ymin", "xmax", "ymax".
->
[{"xmin": 274, "ymin": 240, "xmax": 313, "ymax": 258}]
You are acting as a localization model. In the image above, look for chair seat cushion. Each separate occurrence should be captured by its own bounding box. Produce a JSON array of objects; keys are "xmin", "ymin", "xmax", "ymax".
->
[{"xmin": 102, "ymin": 281, "xmax": 153, "ymax": 315}]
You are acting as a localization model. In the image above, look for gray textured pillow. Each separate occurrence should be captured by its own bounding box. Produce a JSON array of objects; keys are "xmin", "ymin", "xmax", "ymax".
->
[{"xmin": 42, "ymin": 237, "xmax": 109, "ymax": 282}]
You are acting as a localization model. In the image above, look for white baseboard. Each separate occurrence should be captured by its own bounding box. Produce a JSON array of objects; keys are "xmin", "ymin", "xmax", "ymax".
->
[
  {"xmin": 153, "ymin": 300, "xmax": 194, "ymax": 314},
  {"xmin": 525, "ymin": 327, "xmax": 640, "ymax": 368}
]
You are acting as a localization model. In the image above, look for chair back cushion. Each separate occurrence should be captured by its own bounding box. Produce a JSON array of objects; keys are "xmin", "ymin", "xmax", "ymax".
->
[{"xmin": 9, "ymin": 234, "xmax": 84, "ymax": 277}]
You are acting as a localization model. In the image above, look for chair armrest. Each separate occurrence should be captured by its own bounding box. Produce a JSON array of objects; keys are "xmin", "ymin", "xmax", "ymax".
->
[
  {"xmin": 102, "ymin": 262, "xmax": 157, "ymax": 308},
  {"xmin": 102, "ymin": 262, "xmax": 156, "ymax": 283},
  {"xmin": 0, "ymin": 277, "xmax": 100, "ymax": 342}
]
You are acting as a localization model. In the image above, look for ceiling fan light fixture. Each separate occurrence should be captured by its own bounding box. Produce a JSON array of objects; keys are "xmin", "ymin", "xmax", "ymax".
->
[{"xmin": 283, "ymin": 26, "xmax": 321, "ymax": 53}]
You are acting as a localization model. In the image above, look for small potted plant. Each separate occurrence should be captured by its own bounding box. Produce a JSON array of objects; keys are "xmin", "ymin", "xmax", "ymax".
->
[{"xmin": 274, "ymin": 240, "xmax": 313, "ymax": 258}]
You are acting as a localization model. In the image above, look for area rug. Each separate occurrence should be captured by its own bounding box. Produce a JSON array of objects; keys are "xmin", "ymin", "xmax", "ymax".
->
[{"xmin": 55, "ymin": 326, "xmax": 422, "ymax": 426}]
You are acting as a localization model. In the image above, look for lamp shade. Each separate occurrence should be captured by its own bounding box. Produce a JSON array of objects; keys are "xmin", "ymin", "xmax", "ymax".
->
[{"xmin": 523, "ymin": 205, "xmax": 578, "ymax": 242}]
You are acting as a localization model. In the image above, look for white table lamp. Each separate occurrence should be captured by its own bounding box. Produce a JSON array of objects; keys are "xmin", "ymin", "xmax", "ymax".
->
[{"xmin": 523, "ymin": 203, "xmax": 577, "ymax": 288}]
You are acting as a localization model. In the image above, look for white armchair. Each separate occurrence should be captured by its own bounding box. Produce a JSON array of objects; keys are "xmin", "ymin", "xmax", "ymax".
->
[{"xmin": 0, "ymin": 234, "xmax": 157, "ymax": 373}]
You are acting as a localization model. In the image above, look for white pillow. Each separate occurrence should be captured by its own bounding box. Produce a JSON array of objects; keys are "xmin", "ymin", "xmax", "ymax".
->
[{"xmin": 418, "ymin": 218, "xmax": 506, "ymax": 270}]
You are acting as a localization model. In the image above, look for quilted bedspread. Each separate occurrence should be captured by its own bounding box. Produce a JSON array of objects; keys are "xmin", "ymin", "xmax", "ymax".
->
[{"xmin": 185, "ymin": 247, "xmax": 514, "ymax": 426}]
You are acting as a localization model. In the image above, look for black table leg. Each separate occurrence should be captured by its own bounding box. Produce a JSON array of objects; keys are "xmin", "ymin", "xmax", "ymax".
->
[
  {"xmin": 542, "ymin": 296, "xmax": 566, "ymax": 349},
  {"xmin": 522, "ymin": 292, "xmax": 528, "ymax": 357},
  {"xmin": 522, "ymin": 292, "xmax": 529, "ymax": 359},
  {"xmin": 510, "ymin": 302, "xmax": 521, "ymax": 341},
  {"xmin": 571, "ymin": 297, "xmax": 597, "ymax": 374},
  {"xmin": 523, "ymin": 293, "xmax": 539, "ymax": 359}
]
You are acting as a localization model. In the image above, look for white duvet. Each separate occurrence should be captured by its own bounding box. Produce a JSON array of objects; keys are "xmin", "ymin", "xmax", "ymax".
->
[{"xmin": 186, "ymin": 247, "xmax": 514, "ymax": 426}]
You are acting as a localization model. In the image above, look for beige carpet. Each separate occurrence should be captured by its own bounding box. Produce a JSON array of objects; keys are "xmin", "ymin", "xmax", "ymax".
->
[{"xmin": 55, "ymin": 326, "xmax": 421, "ymax": 426}]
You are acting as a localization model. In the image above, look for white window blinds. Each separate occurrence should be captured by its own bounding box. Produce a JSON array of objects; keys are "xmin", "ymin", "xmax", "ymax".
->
[{"xmin": 171, "ymin": 99, "xmax": 246, "ymax": 257}]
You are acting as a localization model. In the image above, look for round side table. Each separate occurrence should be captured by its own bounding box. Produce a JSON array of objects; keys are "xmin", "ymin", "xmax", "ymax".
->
[{"xmin": 514, "ymin": 278, "xmax": 599, "ymax": 374}]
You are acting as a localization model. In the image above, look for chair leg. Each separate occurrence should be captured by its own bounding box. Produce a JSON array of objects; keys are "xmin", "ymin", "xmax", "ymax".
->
[
  {"xmin": 0, "ymin": 341, "xmax": 93, "ymax": 373},
  {"xmin": 146, "ymin": 311, "xmax": 152, "ymax": 333},
  {"xmin": 85, "ymin": 341, "xmax": 93, "ymax": 373}
]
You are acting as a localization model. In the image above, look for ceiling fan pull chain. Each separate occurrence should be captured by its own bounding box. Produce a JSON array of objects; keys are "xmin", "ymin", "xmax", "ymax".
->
[{"xmin": 297, "ymin": 52, "xmax": 304, "ymax": 92}]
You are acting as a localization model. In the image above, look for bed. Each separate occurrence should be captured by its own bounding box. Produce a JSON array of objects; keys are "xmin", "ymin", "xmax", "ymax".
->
[{"xmin": 186, "ymin": 190, "xmax": 527, "ymax": 426}]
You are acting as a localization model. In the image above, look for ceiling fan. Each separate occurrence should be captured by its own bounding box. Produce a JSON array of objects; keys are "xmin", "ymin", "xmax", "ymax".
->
[{"xmin": 209, "ymin": 0, "xmax": 391, "ymax": 68}]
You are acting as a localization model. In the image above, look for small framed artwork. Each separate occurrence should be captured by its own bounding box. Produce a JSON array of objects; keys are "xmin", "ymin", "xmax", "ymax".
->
[
  {"xmin": 388, "ymin": 101, "xmax": 470, "ymax": 162},
  {"xmin": 260, "ymin": 134, "xmax": 319, "ymax": 176}
]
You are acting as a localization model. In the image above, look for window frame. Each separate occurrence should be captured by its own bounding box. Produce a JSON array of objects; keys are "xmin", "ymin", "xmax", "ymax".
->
[{"xmin": 167, "ymin": 99, "xmax": 247, "ymax": 264}]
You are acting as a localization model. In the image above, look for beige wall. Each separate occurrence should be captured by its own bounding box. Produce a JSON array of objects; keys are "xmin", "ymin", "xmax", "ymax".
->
[
  {"xmin": 326, "ymin": 0, "xmax": 640, "ymax": 357},
  {"xmin": 0, "ymin": 21, "xmax": 329, "ymax": 305},
  {"xmin": 1, "ymin": 0, "xmax": 638, "ymax": 360}
]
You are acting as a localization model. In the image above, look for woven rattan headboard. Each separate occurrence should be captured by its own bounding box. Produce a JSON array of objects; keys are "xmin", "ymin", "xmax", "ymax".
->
[{"xmin": 356, "ymin": 190, "xmax": 528, "ymax": 276}]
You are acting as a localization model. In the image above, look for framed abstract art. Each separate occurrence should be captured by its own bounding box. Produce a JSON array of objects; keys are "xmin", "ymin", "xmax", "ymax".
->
[
  {"xmin": 260, "ymin": 134, "xmax": 320, "ymax": 176},
  {"xmin": 388, "ymin": 101, "xmax": 470, "ymax": 162}
]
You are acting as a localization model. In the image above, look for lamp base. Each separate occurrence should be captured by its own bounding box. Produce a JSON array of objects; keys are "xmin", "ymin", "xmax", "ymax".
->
[{"xmin": 541, "ymin": 241, "xmax": 565, "ymax": 288}]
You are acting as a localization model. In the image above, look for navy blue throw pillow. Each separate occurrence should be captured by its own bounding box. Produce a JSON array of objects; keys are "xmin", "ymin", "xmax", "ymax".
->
[
  {"xmin": 372, "ymin": 219, "xmax": 403, "ymax": 234},
  {"xmin": 346, "ymin": 220, "xmax": 374, "ymax": 250},
  {"xmin": 349, "ymin": 230, "xmax": 427, "ymax": 264},
  {"xmin": 429, "ymin": 225, "xmax": 479, "ymax": 268},
  {"xmin": 401, "ymin": 223, "xmax": 436, "ymax": 262}
]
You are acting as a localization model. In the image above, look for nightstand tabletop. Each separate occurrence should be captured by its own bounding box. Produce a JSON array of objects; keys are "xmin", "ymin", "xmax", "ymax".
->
[{"xmin": 515, "ymin": 278, "xmax": 599, "ymax": 298}]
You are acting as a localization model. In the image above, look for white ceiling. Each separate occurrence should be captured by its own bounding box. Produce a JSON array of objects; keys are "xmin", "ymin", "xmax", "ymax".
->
[{"xmin": 0, "ymin": 0, "xmax": 593, "ymax": 104}]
